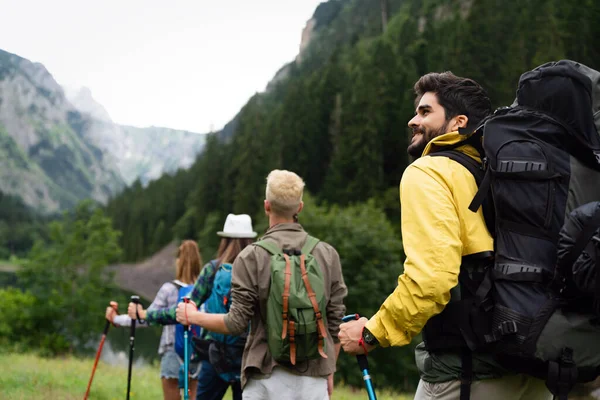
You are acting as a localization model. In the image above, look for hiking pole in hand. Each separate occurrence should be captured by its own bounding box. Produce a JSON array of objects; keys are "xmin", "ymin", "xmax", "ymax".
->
[
  {"xmin": 84, "ymin": 302, "xmax": 118, "ymax": 400},
  {"xmin": 126, "ymin": 295, "xmax": 140, "ymax": 400},
  {"xmin": 182, "ymin": 297, "xmax": 192, "ymax": 400},
  {"xmin": 342, "ymin": 314, "xmax": 377, "ymax": 400}
]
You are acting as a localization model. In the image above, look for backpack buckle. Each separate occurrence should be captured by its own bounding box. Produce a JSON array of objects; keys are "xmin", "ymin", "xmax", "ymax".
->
[
  {"xmin": 283, "ymin": 249, "xmax": 301, "ymax": 256},
  {"xmin": 500, "ymin": 321, "xmax": 518, "ymax": 335}
]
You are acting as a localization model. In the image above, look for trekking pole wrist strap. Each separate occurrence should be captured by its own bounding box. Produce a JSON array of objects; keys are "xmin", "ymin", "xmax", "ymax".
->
[{"xmin": 358, "ymin": 337, "xmax": 369, "ymax": 356}]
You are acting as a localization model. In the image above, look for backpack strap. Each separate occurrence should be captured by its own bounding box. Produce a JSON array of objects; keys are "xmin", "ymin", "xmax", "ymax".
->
[
  {"xmin": 255, "ymin": 240, "xmax": 294, "ymax": 352},
  {"xmin": 460, "ymin": 348, "xmax": 473, "ymax": 400},
  {"xmin": 281, "ymin": 253, "xmax": 293, "ymax": 355},
  {"xmin": 429, "ymin": 150, "xmax": 484, "ymax": 185},
  {"xmin": 595, "ymin": 236, "xmax": 600, "ymax": 315},
  {"xmin": 301, "ymin": 235, "xmax": 320, "ymax": 254},
  {"xmin": 430, "ymin": 149, "xmax": 495, "ymax": 236},
  {"xmin": 254, "ymin": 240, "xmax": 281, "ymax": 256},
  {"xmin": 297, "ymin": 252, "xmax": 328, "ymax": 363}
]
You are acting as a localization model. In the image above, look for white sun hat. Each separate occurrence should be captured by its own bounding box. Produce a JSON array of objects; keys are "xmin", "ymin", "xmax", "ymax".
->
[{"xmin": 217, "ymin": 214, "xmax": 257, "ymax": 238}]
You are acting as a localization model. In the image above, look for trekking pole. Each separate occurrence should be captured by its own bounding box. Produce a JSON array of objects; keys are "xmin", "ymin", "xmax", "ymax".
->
[
  {"xmin": 183, "ymin": 297, "xmax": 191, "ymax": 400},
  {"xmin": 342, "ymin": 314, "xmax": 377, "ymax": 400},
  {"xmin": 83, "ymin": 302, "xmax": 118, "ymax": 400},
  {"xmin": 126, "ymin": 295, "xmax": 140, "ymax": 400}
]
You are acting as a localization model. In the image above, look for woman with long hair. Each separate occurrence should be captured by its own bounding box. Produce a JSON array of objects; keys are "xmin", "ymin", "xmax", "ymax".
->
[
  {"xmin": 129, "ymin": 214, "xmax": 256, "ymax": 400},
  {"xmin": 106, "ymin": 240, "xmax": 202, "ymax": 400}
]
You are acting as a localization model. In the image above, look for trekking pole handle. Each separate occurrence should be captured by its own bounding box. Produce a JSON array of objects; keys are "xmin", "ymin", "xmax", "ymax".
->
[
  {"xmin": 342, "ymin": 314, "xmax": 369, "ymax": 362},
  {"xmin": 103, "ymin": 302, "xmax": 119, "ymax": 334},
  {"xmin": 182, "ymin": 296, "xmax": 196, "ymax": 306},
  {"xmin": 130, "ymin": 295, "xmax": 144, "ymax": 322},
  {"xmin": 182, "ymin": 296, "xmax": 197, "ymax": 328},
  {"xmin": 342, "ymin": 313, "xmax": 377, "ymax": 400},
  {"xmin": 342, "ymin": 314, "xmax": 361, "ymax": 323}
]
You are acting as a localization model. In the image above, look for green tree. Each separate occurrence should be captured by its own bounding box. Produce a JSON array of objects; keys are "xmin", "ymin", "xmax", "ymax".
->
[
  {"xmin": 152, "ymin": 220, "xmax": 166, "ymax": 252},
  {"xmin": 0, "ymin": 288, "xmax": 37, "ymax": 350},
  {"xmin": 229, "ymin": 95, "xmax": 276, "ymax": 216},
  {"xmin": 197, "ymin": 211, "xmax": 226, "ymax": 262},
  {"xmin": 299, "ymin": 194, "xmax": 418, "ymax": 390},
  {"xmin": 17, "ymin": 201, "xmax": 122, "ymax": 354}
]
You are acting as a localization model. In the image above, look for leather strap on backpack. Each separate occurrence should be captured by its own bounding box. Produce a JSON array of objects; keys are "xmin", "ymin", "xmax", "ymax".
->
[
  {"xmin": 289, "ymin": 320, "xmax": 296, "ymax": 365},
  {"xmin": 281, "ymin": 254, "xmax": 293, "ymax": 341},
  {"xmin": 299, "ymin": 253, "xmax": 328, "ymax": 360}
]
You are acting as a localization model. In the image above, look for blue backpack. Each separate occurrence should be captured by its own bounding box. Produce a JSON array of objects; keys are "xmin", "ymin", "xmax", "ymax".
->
[
  {"xmin": 172, "ymin": 282, "xmax": 202, "ymax": 361},
  {"xmin": 204, "ymin": 263, "xmax": 247, "ymax": 382}
]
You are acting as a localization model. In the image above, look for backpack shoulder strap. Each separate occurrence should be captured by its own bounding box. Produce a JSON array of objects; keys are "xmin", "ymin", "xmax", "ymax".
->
[
  {"xmin": 219, "ymin": 263, "xmax": 233, "ymax": 273},
  {"xmin": 430, "ymin": 149, "xmax": 495, "ymax": 235},
  {"xmin": 209, "ymin": 259, "xmax": 220, "ymax": 268},
  {"xmin": 301, "ymin": 235, "xmax": 320, "ymax": 254},
  {"xmin": 168, "ymin": 280, "xmax": 183, "ymax": 291},
  {"xmin": 254, "ymin": 240, "xmax": 281, "ymax": 255},
  {"xmin": 430, "ymin": 150, "xmax": 484, "ymax": 185}
]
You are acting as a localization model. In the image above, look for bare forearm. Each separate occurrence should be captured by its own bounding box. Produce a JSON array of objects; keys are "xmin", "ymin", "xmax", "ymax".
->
[{"xmin": 191, "ymin": 311, "xmax": 230, "ymax": 335}]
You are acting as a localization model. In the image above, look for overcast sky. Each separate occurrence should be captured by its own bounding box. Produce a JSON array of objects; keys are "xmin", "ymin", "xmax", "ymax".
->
[{"xmin": 0, "ymin": 0, "xmax": 324, "ymax": 133}]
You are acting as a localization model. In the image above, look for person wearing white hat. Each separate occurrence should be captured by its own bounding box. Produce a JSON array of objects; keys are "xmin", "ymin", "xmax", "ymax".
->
[
  {"xmin": 129, "ymin": 213, "xmax": 257, "ymax": 400},
  {"xmin": 217, "ymin": 214, "xmax": 257, "ymax": 239}
]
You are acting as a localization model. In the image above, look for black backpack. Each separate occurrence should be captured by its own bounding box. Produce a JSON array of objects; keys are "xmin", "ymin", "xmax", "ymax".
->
[{"xmin": 435, "ymin": 60, "xmax": 600, "ymax": 400}]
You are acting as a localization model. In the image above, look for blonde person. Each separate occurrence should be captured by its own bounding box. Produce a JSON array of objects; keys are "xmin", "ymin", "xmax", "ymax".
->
[
  {"xmin": 106, "ymin": 240, "xmax": 202, "ymax": 400},
  {"xmin": 175, "ymin": 170, "xmax": 348, "ymax": 400},
  {"xmin": 129, "ymin": 214, "xmax": 256, "ymax": 400}
]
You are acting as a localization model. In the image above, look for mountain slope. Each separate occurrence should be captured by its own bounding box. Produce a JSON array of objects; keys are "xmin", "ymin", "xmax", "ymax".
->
[
  {"xmin": 65, "ymin": 87, "xmax": 207, "ymax": 186},
  {"xmin": 0, "ymin": 49, "xmax": 124, "ymax": 212},
  {"xmin": 0, "ymin": 49, "xmax": 208, "ymax": 213}
]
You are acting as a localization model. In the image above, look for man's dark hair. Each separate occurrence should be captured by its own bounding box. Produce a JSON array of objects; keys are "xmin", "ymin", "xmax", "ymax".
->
[{"xmin": 414, "ymin": 72, "xmax": 492, "ymax": 133}]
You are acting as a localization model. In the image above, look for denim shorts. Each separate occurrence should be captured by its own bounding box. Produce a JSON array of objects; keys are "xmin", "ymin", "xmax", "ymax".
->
[{"xmin": 160, "ymin": 350, "xmax": 201, "ymax": 380}]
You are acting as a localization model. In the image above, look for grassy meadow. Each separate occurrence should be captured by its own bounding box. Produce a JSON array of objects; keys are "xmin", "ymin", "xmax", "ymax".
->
[{"xmin": 0, "ymin": 353, "xmax": 412, "ymax": 400}]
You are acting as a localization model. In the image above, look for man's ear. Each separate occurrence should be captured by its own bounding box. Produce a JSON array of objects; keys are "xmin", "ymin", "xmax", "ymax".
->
[
  {"xmin": 452, "ymin": 115, "xmax": 469, "ymax": 131},
  {"xmin": 297, "ymin": 201, "xmax": 304, "ymax": 215},
  {"xmin": 264, "ymin": 200, "xmax": 271, "ymax": 214}
]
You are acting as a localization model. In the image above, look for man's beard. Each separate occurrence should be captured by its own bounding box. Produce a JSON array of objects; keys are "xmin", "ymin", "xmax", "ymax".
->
[{"xmin": 406, "ymin": 122, "xmax": 450, "ymax": 158}]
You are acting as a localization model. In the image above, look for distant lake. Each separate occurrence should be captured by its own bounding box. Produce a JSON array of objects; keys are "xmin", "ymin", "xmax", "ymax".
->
[{"xmin": 98, "ymin": 325, "xmax": 162, "ymax": 367}]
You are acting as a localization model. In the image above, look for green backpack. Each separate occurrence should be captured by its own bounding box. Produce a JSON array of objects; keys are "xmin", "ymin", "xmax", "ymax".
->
[{"xmin": 255, "ymin": 235, "xmax": 329, "ymax": 366}]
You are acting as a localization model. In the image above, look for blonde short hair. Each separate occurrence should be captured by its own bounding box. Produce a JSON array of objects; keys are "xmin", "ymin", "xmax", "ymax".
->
[{"xmin": 265, "ymin": 169, "xmax": 305, "ymax": 218}]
